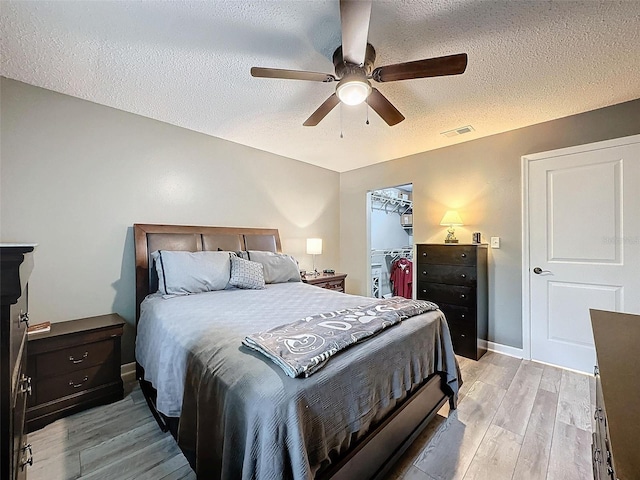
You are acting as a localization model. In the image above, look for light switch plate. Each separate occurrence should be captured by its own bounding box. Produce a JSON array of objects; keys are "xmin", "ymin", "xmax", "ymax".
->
[{"xmin": 490, "ymin": 237, "xmax": 500, "ymax": 248}]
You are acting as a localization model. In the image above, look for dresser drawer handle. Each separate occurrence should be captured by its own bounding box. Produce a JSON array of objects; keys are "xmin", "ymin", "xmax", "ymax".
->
[
  {"xmin": 422, "ymin": 271, "xmax": 428, "ymax": 275},
  {"xmin": 460, "ymin": 274, "xmax": 466, "ymax": 278},
  {"xmin": 422, "ymin": 252, "xmax": 427, "ymax": 257},
  {"xmin": 19, "ymin": 311, "xmax": 30, "ymax": 327},
  {"xmin": 461, "ymin": 253, "xmax": 467, "ymax": 258},
  {"xmin": 69, "ymin": 352, "xmax": 89, "ymax": 364},
  {"xmin": 460, "ymin": 314, "xmax": 465, "ymax": 319},
  {"xmin": 69, "ymin": 376, "xmax": 89, "ymax": 388},
  {"xmin": 460, "ymin": 294, "xmax": 466, "ymax": 299},
  {"xmin": 18, "ymin": 374, "xmax": 32, "ymax": 396},
  {"xmin": 20, "ymin": 443, "xmax": 33, "ymax": 471},
  {"xmin": 594, "ymin": 407, "xmax": 603, "ymax": 421},
  {"xmin": 422, "ymin": 289, "xmax": 427, "ymax": 294}
]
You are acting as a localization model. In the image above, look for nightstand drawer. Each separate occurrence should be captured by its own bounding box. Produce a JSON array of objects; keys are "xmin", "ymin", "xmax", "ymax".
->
[
  {"xmin": 418, "ymin": 282, "xmax": 475, "ymax": 307},
  {"xmin": 37, "ymin": 363, "xmax": 117, "ymax": 404},
  {"xmin": 36, "ymin": 339, "xmax": 115, "ymax": 378},
  {"xmin": 417, "ymin": 265, "xmax": 476, "ymax": 286},
  {"xmin": 417, "ymin": 245, "xmax": 476, "ymax": 265}
]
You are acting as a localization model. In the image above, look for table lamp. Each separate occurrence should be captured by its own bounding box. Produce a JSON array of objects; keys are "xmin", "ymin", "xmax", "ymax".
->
[
  {"xmin": 440, "ymin": 211, "xmax": 463, "ymax": 244},
  {"xmin": 306, "ymin": 238, "xmax": 322, "ymax": 276}
]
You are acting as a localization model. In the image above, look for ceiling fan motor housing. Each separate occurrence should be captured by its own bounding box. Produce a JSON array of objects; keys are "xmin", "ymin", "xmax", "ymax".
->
[{"xmin": 333, "ymin": 43, "xmax": 376, "ymax": 78}]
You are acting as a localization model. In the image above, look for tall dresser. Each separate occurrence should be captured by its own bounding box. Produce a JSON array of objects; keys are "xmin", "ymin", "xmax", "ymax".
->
[
  {"xmin": 416, "ymin": 244, "xmax": 488, "ymax": 360},
  {"xmin": 590, "ymin": 309, "xmax": 640, "ymax": 480},
  {"xmin": 1, "ymin": 244, "xmax": 36, "ymax": 480}
]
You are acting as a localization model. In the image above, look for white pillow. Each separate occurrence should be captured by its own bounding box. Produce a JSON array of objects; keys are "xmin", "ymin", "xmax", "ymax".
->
[
  {"xmin": 245, "ymin": 250, "xmax": 301, "ymax": 284},
  {"xmin": 151, "ymin": 250, "xmax": 231, "ymax": 295},
  {"xmin": 229, "ymin": 255, "xmax": 266, "ymax": 289}
]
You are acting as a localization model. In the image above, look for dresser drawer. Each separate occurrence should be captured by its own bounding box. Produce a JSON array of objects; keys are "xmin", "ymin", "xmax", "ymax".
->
[
  {"xmin": 448, "ymin": 326, "xmax": 477, "ymax": 359},
  {"xmin": 439, "ymin": 303, "xmax": 476, "ymax": 330},
  {"xmin": 36, "ymin": 339, "xmax": 115, "ymax": 378},
  {"xmin": 417, "ymin": 265, "xmax": 476, "ymax": 286},
  {"xmin": 418, "ymin": 282, "xmax": 475, "ymax": 307},
  {"xmin": 417, "ymin": 245, "xmax": 477, "ymax": 265},
  {"xmin": 36, "ymin": 363, "xmax": 117, "ymax": 405}
]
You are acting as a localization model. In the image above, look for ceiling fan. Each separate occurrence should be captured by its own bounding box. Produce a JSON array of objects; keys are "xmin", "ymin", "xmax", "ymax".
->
[{"xmin": 251, "ymin": 0, "xmax": 468, "ymax": 127}]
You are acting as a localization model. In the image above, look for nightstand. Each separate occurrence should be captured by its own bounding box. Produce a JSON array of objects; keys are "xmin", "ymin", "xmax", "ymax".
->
[
  {"xmin": 302, "ymin": 273, "xmax": 347, "ymax": 293},
  {"xmin": 26, "ymin": 314, "xmax": 125, "ymax": 432}
]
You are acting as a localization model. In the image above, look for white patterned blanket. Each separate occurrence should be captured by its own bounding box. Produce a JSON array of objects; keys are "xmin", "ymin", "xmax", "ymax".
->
[{"xmin": 243, "ymin": 297, "xmax": 440, "ymax": 377}]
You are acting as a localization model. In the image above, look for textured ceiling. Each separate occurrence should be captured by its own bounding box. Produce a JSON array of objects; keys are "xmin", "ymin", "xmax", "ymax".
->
[{"xmin": 2, "ymin": 1, "xmax": 639, "ymax": 172}]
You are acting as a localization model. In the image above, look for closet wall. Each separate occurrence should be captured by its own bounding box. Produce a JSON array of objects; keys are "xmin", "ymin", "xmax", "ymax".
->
[{"xmin": 369, "ymin": 185, "xmax": 413, "ymax": 298}]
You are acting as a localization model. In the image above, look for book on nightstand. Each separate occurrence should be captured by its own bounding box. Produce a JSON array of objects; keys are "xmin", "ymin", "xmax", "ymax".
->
[{"xmin": 27, "ymin": 321, "xmax": 51, "ymax": 335}]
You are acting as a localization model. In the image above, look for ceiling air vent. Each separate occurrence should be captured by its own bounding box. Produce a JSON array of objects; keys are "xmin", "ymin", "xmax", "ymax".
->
[{"xmin": 441, "ymin": 125, "xmax": 475, "ymax": 138}]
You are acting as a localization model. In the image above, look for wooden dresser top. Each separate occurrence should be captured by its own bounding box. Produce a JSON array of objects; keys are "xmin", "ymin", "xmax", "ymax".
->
[
  {"xmin": 590, "ymin": 309, "xmax": 640, "ymax": 480},
  {"xmin": 27, "ymin": 314, "xmax": 124, "ymax": 341}
]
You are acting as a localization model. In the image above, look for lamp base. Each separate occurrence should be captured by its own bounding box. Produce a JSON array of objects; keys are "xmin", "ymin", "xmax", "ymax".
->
[{"xmin": 444, "ymin": 239, "xmax": 459, "ymax": 244}]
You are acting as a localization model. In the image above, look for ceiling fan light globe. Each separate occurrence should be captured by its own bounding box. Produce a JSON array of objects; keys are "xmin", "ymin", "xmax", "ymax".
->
[{"xmin": 336, "ymin": 79, "xmax": 371, "ymax": 106}]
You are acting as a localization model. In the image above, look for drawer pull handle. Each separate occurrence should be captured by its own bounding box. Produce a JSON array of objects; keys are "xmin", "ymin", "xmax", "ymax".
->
[
  {"xmin": 460, "ymin": 274, "xmax": 466, "ymax": 278},
  {"xmin": 460, "ymin": 334, "xmax": 466, "ymax": 338},
  {"xmin": 460, "ymin": 294, "xmax": 466, "ymax": 299},
  {"xmin": 461, "ymin": 314, "xmax": 465, "ymax": 319},
  {"xmin": 422, "ymin": 290, "xmax": 427, "ymax": 294},
  {"xmin": 19, "ymin": 311, "xmax": 30, "ymax": 327},
  {"xmin": 422, "ymin": 271, "xmax": 427, "ymax": 275},
  {"xmin": 18, "ymin": 374, "xmax": 32, "ymax": 396},
  {"xmin": 20, "ymin": 443, "xmax": 33, "ymax": 470},
  {"xmin": 461, "ymin": 253, "xmax": 467, "ymax": 258},
  {"xmin": 69, "ymin": 352, "xmax": 89, "ymax": 364},
  {"xmin": 422, "ymin": 252, "xmax": 427, "ymax": 257},
  {"xmin": 69, "ymin": 376, "xmax": 89, "ymax": 388}
]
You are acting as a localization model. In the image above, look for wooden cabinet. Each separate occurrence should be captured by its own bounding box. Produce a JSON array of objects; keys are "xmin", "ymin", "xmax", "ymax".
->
[
  {"xmin": 1, "ymin": 244, "xmax": 36, "ymax": 480},
  {"xmin": 26, "ymin": 314, "xmax": 124, "ymax": 432},
  {"xmin": 302, "ymin": 273, "xmax": 347, "ymax": 293},
  {"xmin": 416, "ymin": 244, "xmax": 488, "ymax": 360},
  {"xmin": 590, "ymin": 309, "xmax": 640, "ymax": 480}
]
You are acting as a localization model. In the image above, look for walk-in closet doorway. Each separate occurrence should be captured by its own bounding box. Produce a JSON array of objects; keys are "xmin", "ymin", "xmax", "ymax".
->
[{"xmin": 366, "ymin": 183, "xmax": 414, "ymax": 299}]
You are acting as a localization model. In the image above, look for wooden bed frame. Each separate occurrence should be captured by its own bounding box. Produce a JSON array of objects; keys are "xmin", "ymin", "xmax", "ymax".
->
[{"xmin": 133, "ymin": 223, "xmax": 456, "ymax": 480}]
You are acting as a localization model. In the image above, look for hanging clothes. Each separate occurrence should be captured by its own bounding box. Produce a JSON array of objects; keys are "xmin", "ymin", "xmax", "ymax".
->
[{"xmin": 390, "ymin": 258, "xmax": 413, "ymax": 299}]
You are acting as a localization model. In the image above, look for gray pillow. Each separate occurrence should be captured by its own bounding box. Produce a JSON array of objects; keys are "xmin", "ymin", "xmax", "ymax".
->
[
  {"xmin": 244, "ymin": 250, "xmax": 301, "ymax": 284},
  {"xmin": 229, "ymin": 255, "xmax": 265, "ymax": 289},
  {"xmin": 151, "ymin": 250, "xmax": 231, "ymax": 295}
]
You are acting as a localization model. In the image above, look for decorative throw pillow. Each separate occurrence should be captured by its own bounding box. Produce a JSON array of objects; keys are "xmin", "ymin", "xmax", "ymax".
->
[
  {"xmin": 229, "ymin": 255, "xmax": 266, "ymax": 290},
  {"xmin": 151, "ymin": 250, "xmax": 231, "ymax": 295},
  {"xmin": 244, "ymin": 250, "xmax": 301, "ymax": 284}
]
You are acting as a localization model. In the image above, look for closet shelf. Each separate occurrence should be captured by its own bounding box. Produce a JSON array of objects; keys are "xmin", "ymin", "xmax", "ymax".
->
[
  {"xmin": 371, "ymin": 190, "xmax": 412, "ymax": 214},
  {"xmin": 371, "ymin": 248, "xmax": 413, "ymax": 261}
]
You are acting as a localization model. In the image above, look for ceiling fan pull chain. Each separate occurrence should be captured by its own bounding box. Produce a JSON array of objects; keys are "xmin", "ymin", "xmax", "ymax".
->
[{"xmin": 366, "ymin": 99, "xmax": 370, "ymax": 125}]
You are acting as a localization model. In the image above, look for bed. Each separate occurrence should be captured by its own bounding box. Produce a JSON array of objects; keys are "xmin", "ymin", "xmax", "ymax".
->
[{"xmin": 134, "ymin": 223, "xmax": 460, "ymax": 480}]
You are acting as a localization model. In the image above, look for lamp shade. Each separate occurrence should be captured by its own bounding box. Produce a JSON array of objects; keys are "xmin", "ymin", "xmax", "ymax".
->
[
  {"xmin": 440, "ymin": 210, "xmax": 464, "ymax": 226},
  {"xmin": 306, "ymin": 238, "xmax": 323, "ymax": 255}
]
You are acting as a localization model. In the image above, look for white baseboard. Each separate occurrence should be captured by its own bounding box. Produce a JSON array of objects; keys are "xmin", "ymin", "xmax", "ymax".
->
[
  {"xmin": 121, "ymin": 362, "xmax": 136, "ymax": 384},
  {"xmin": 484, "ymin": 341, "xmax": 524, "ymax": 359}
]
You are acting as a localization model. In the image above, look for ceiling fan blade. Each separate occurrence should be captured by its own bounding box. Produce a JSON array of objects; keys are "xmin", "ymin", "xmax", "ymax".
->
[
  {"xmin": 367, "ymin": 88, "xmax": 405, "ymax": 126},
  {"xmin": 303, "ymin": 94, "xmax": 340, "ymax": 126},
  {"xmin": 372, "ymin": 53, "xmax": 468, "ymax": 83},
  {"xmin": 340, "ymin": 0, "xmax": 372, "ymax": 65},
  {"xmin": 251, "ymin": 67, "xmax": 335, "ymax": 83}
]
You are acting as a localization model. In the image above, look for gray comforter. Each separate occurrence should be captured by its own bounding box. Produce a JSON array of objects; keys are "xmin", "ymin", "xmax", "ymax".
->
[{"xmin": 136, "ymin": 282, "xmax": 459, "ymax": 479}]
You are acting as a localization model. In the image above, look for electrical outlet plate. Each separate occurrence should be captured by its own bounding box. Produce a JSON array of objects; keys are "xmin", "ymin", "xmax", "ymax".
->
[{"xmin": 490, "ymin": 237, "xmax": 500, "ymax": 248}]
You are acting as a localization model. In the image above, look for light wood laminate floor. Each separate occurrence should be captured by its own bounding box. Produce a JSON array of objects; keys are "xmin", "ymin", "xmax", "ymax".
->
[{"xmin": 27, "ymin": 352, "xmax": 594, "ymax": 480}]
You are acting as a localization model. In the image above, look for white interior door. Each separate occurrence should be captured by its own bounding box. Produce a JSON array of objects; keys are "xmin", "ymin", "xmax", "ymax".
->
[{"xmin": 526, "ymin": 136, "xmax": 640, "ymax": 372}]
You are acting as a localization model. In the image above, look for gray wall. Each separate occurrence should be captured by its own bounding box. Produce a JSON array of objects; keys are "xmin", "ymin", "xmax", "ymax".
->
[
  {"xmin": 0, "ymin": 78, "xmax": 340, "ymax": 364},
  {"xmin": 340, "ymin": 99, "xmax": 640, "ymax": 348}
]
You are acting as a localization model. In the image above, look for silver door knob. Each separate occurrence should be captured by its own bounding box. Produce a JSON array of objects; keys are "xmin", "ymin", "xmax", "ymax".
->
[{"xmin": 533, "ymin": 267, "xmax": 543, "ymax": 274}]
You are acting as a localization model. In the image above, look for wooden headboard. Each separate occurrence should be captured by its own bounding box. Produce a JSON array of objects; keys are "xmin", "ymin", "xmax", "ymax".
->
[{"xmin": 133, "ymin": 224, "xmax": 281, "ymax": 323}]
